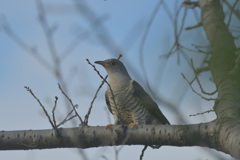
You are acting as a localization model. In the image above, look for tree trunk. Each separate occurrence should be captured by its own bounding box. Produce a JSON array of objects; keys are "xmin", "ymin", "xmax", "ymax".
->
[{"xmin": 199, "ymin": 0, "xmax": 240, "ymax": 158}]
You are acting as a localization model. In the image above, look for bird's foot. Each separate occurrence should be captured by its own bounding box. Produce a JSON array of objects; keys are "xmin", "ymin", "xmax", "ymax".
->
[
  {"xmin": 105, "ymin": 124, "xmax": 116, "ymax": 129},
  {"xmin": 129, "ymin": 123, "xmax": 138, "ymax": 128}
]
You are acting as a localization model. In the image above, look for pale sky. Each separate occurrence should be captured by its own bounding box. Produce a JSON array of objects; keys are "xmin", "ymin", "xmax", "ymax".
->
[{"xmin": 0, "ymin": 0, "xmax": 236, "ymax": 159}]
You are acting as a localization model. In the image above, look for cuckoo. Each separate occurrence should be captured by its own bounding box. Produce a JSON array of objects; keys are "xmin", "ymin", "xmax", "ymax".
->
[{"xmin": 95, "ymin": 59, "xmax": 170, "ymax": 127}]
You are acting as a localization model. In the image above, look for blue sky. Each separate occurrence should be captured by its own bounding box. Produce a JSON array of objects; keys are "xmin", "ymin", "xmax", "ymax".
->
[{"xmin": 0, "ymin": 0, "xmax": 236, "ymax": 159}]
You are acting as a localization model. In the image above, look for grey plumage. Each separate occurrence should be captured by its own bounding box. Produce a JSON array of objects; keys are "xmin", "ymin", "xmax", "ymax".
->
[{"xmin": 95, "ymin": 59, "xmax": 170, "ymax": 125}]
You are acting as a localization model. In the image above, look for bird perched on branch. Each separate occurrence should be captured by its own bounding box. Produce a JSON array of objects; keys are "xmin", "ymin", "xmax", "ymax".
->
[{"xmin": 95, "ymin": 59, "xmax": 170, "ymax": 127}]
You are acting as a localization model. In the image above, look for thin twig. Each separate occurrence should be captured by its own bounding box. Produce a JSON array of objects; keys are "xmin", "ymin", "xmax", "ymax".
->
[
  {"xmin": 84, "ymin": 54, "xmax": 123, "ymax": 125},
  {"xmin": 57, "ymin": 83, "xmax": 83, "ymax": 123},
  {"xmin": 140, "ymin": 145, "xmax": 148, "ymax": 160},
  {"xmin": 86, "ymin": 58, "xmax": 124, "ymax": 125},
  {"xmin": 160, "ymin": 4, "xmax": 188, "ymax": 59},
  {"xmin": 56, "ymin": 109, "xmax": 75, "ymax": 127},
  {"xmin": 84, "ymin": 73, "xmax": 107, "ymax": 124},
  {"xmin": 24, "ymin": 86, "xmax": 55, "ymax": 129},
  {"xmin": 180, "ymin": 44, "xmax": 209, "ymax": 55},
  {"xmin": 185, "ymin": 22, "xmax": 202, "ymax": 30},
  {"xmin": 195, "ymin": 66, "xmax": 210, "ymax": 75},
  {"xmin": 190, "ymin": 59, "xmax": 217, "ymax": 95},
  {"xmin": 227, "ymin": 0, "xmax": 239, "ymax": 27},
  {"xmin": 189, "ymin": 109, "xmax": 214, "ymax": 117},
  {"xmin": 181, "ymin": 73, "xmax": 216, "ymax": 101},
  {"xmin": 84, "ymin": 74, "xmax": 106, "ymax": 124},
  {"xmin": 223, "ymin": 0, "xmax": 240, "ymax": 20},
  {"xmin": 52, "ymin": 96, "xmax": 58, "ymax": 128},
  {"xmin": 37, "ymin": 0, "xmax": 58, "ymax": 62},
  {"xmin": 37, "ymin": 0, "xmax": 71, "ymax": 112},
  {"xmin": 57, "ymin": 114, "xmax": 77, "ymax": 128}
]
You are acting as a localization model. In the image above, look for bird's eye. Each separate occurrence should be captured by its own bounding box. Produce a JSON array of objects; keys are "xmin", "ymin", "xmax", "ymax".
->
[{"xmin": 111, "ymin": 61, "xmax": 115, "ymax": 65}]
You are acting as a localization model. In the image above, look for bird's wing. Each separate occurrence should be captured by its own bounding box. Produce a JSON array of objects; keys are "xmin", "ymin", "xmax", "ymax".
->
[
  {"xmin": 132, "ymin": 80, "xmax": 170, "ymax": 125},
  {"xmin": 105, "ymin": 91, "xmax": 113, "ymax": 114}
]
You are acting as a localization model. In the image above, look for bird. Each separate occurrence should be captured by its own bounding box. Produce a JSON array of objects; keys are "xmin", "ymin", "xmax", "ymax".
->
[{"xmin": 95, "ymin": 59, "xmax": 170, "ymax": 127}]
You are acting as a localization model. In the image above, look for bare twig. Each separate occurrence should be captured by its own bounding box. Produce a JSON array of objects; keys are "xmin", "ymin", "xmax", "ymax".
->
[
  {"xmin": 36, "ymin": 0, "xmax": 71, "ymax": 111},
  {"xmin": 190, "ymin": 59, "xmax": 217, "ymax": 95},
  {"xmin": 55, "ymin": 108, "xmax": 75, "ymax": 127},
  {"xmin": 181, "ymin": 73, "xmax": 216, "ymax": 101},
  {"xmin": 223, "ymin": 0, "xmax": 240, "ymax": 20},
  {"xmin": 57, "ymin": 83, "xmax": 83, "ymax": 124},
  {"xmin": 86, "ymin": 58, "xmax": 123, "ymax": 125},
  {"xmin": 160, "ymin": 3, "xmax": 188, "ymax": 60},
  {"xmin": 140, "ymin": 145, "xmax": 148, "ymax": 160},
  {"xmin": 84, "ymin": 54, "xmax": 122, "ymax": 125},
  {"xmin": 52, "ymin": 96, "xmax": 58, "ymax": 128},
  {"xmin": 195, "ymin": 66, "xmax": 210, "ymax": 75},
  {"xmin": 189, "ymin": 109, "xmax": 214, "ymax": 117},
  {"xmin": 24, "ymin": 86, "xmax": 55, "ymax": 129},
  {"xmin": 37, "ymin": 0, "xmax": 59, "ymax": 62},
  {"xmin": 226, "ymin": 0, "xmax": 239, "ymax": 27},
  {"xmin": 57, "ymin": 114, "xmax": 77, "ymax": 128},
  {"xmin": 84, "ymin": 72, "xmax": 107, "ymax": 125},
  {"xmin": 185, "ymin": 22, "xmax": 202, "ymax": 30},
  {"xmin": 177, "ymin": 44, "xmax": 208, "ymax": 56},
  {"xmin": 25, "ymin": 86, "xmax": 75, "ymax": 129}
]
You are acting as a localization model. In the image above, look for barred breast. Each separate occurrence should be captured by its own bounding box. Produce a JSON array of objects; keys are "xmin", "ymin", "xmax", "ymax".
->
[{"xmin": 107, "ymin": 83, "xmax": 150, "ymax": 125}]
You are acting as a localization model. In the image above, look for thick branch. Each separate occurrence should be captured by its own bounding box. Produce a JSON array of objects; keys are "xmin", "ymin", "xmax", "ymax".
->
[
  {"xmin": 0, "ymin": 124, "xmax": 211, "ymax": 150},
  {"xmin": 0, "ymin": 121, "xmax": 236, "ymax": 153}
]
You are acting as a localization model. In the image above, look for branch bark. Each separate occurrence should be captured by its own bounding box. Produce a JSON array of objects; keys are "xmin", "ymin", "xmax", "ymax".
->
[
  {"xmin": 0, "ymin": 120, "xmax": 239, "ymax": 158},
  {"xmin": 198, "ymin": 0, "xmax": 240, "ymax": 158},
  {"xmin": 0, "ymin": 121, "xmax": 222, "ymax": 150}
]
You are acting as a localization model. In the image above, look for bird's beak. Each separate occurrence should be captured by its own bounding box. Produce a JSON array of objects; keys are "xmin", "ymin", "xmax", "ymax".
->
[{"xmin": 95, "ymin": 61, "xmax": 107, "ymax": 66}]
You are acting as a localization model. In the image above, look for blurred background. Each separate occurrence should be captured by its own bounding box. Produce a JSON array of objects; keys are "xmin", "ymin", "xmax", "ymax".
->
[{"xmin": 0, "ymin": 0, "xmax": 239, "ymax": 159}]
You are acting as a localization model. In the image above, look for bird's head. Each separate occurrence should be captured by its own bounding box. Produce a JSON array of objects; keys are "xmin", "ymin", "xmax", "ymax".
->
[{"xmin": 95, "ymin": 59, "xmax": 131, "ymax": 82}]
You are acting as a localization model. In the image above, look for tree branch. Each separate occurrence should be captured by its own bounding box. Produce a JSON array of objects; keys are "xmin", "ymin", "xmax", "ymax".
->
[
  {"xmin": 24, "ymin": 86, "xmax": 56, "ymax": 129},
  {"xmin": 58, "ymin": 83, "xmax": 83, "ymax": 124},
  {"xmin": 0, "ymin": 120, "xmax": 239, "ymax": 158},
  {"xmin": 0, "ymin": 122, "xmax": 218, "ymax": 150}
]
